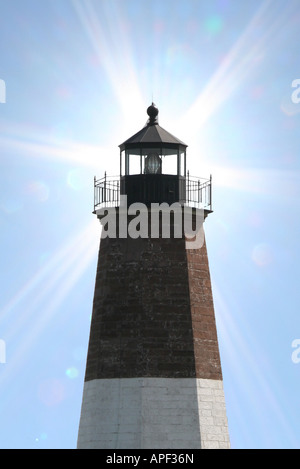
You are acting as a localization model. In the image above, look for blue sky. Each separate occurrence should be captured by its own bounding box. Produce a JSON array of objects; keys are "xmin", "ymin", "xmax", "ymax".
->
[{"xmin": 0, "ymin": 0, "xmax": 300, "ymax": 449}]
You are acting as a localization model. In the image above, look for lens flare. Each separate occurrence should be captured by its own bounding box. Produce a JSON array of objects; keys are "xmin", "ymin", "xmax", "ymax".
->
[
  {"xmin": 38, "ymin": 378, "xmax": 65, "ymax": 406},
  {"xmin": 26, "ymin": 181, "xmax": 50, "ymax": 202},
  {"xmin": 65, "ymin": 367, "xmax": 79, "ymax": 379},
  {"xmin": 252, "ymin": 243, "xmax": 273, "ymax": 267}
]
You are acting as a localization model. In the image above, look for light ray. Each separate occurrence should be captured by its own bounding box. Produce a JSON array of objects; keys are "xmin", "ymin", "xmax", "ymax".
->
[
  {"xmin": 0, "ymin": 133, "xmax": 112, "ymax": 170},
  {"xmin": 0, "ymin": 219, "xmax": 99, "ymax": 385},
  {"xmin": 178, "ymin": 0, "xmax": 299, "ymax": 140},
  {"xmin": 210, "ymin": 165, "xmax": 300, "ymax": 199},
  {"xmin": 71, "ymin": 0, "xmax": 145, "ymax": 131}
]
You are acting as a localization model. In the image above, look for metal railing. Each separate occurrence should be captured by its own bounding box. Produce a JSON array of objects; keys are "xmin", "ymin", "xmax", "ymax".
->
[
  {"xmin": 94, "ymin": 172, "xmax": 212, "ymax": 212},
  {"xmin": 94, "ymin": 173, "xmax": 120, "ymax": 210},
  {"xmin": 186, "ymin": 172, "xmax": 212, "ymax": 210}
]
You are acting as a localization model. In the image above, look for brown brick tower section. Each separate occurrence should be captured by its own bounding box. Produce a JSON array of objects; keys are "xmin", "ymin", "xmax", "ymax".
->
[
  {"xmin": 186, "ymin": 238, "xmax": 222, "ymax": 380},
  {"xmin": 84, "ymin": 218, "xmax": 222, "ymax": 382}
]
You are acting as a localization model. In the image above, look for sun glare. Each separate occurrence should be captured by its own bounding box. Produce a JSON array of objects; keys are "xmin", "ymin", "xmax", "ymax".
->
[{"xmin": 0, "ymin": 220, "xmax": 98, "ymax": 386}]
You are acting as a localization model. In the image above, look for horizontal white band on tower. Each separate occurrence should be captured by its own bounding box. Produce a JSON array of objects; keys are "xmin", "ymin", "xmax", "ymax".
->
[{"xmin": 77, "ymin": 377, "xmax": 230, "ymax": 449}]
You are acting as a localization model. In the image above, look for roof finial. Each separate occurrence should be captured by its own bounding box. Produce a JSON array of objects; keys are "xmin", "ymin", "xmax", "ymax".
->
[{"xmin": 147, "ymin": 102, "xmax": 159, "ymax": 125}]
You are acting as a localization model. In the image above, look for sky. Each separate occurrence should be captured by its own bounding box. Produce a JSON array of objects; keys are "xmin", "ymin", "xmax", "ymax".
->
[{"xmin": 0, "ymin": 0, "xmax": 300, "ymax": 449}]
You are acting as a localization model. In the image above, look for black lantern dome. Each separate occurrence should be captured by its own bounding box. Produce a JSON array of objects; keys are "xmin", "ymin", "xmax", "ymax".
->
[{"xmin": 119, "ymin": 103, "xmax": 187, "ymax": 206}]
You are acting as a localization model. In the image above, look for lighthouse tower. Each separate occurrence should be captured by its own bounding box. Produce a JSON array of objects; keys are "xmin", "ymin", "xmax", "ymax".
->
[{"xmin": 77, "ymin": 104, "xmax": 230, "ymax": 449}]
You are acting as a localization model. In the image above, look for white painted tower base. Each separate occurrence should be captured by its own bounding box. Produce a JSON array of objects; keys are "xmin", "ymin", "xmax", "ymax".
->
[{"xmin": 77, "ymin": 378, "xmax": 230, "ymax": 449}]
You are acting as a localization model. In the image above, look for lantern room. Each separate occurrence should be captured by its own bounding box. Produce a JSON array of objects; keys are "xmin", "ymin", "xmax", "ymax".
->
[{"xmin": 119, "ymin": 103, "xmax": 187, "ymax": 206}]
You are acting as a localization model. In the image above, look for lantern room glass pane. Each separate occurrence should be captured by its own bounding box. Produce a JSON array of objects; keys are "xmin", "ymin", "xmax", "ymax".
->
[
  {"xmin": 161, "ymin": 148, "xmax": 178, "ymax": 175},
  {"xmin": 125, "ymin": 149, "xmax": 141, "ymax": 175},
  {"xmin": 180, "ymin": 150, "xmax": 186, "ymax": 176},
  {"xmin": 120, "ymin": 150, "xmax": 125, "ymax": 176},
  {"xmin": 122, "ymin": 147, "xmax": 183, "ymax": 176}
]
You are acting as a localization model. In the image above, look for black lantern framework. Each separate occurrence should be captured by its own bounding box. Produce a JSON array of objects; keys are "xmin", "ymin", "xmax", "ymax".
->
[
  {"xmin": 93, "ymin": 103, "xmax": 212, "ymax": 211},
  {"xmin": 119, "ymin": 103, "xmax": 187, "ymax": 206},
  {"xmin": 120, "ymin": 145, "xmax": 186, "ymax": 177}
]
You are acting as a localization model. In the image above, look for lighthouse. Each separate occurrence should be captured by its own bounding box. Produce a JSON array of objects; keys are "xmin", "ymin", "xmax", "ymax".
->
[{"xmin": 77, "ymin": 104, "xmax": 230, "ymax": 449}]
